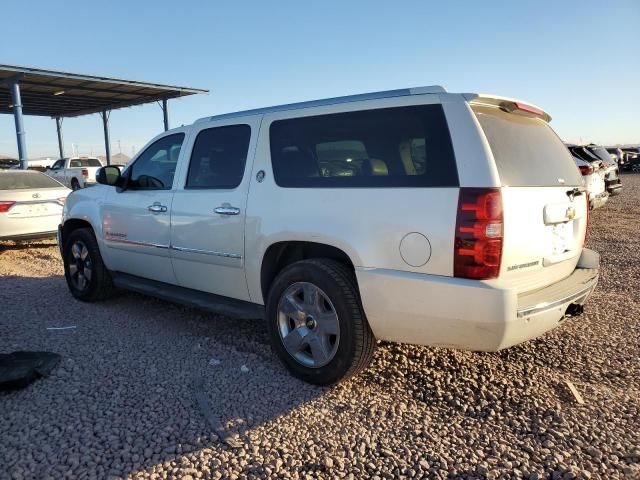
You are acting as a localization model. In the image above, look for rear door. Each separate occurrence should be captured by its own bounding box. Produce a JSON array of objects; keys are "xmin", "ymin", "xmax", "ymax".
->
[
  {"xmin": 472, "ymin": 105, "xmax": 587, "ymax": 293},
  {"xmin": 101, "ymin": 132, "xmax": 187, "ymax": 284},
  {"xmin": 169, "ymin": 116, "xmax": 260, "ymax": 301}
]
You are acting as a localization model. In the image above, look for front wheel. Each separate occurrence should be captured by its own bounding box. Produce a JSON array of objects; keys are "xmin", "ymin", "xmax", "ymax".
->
[
  {"xmin": 63, "ymin": 228, "xmax": 114, "ymax": 302},
  {"xmin": 266, "ymin": 259, "xmax": 376, "ymax": 385}
]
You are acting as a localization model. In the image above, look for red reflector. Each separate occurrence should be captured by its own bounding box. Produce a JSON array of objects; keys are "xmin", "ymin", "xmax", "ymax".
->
[
  {"xmin": 81, "ymin": 168, "xmax": 89, "ymax": 177},
  {"xmin": 584, "ymin": 194, "xmax": 590, "ymax": 245},
  {"xmin": 454, "ymin": 188, "xmax": 503, "ymax": 280},
  {"xmin": 57, "ymin": 197, "xmax": 67, "ymax": 205},
  {"xmin": 578, "ymin": 164, "xmax": 593, "ymax": 175},
  {"xmin": 513, "ymin": 102, "xmax": 544, "ymax": 117},
  {"xmin": 0, "ymin": 201, "xmax": 16, "ymax": 213}
]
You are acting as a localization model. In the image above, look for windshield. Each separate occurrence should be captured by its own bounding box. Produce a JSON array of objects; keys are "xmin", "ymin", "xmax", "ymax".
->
[
  {"xmin": 473, "ymin": 105, "xmax": 582, "ymax": 186},
  {"xmin": 0, "ymin": 171, "xmax": 65, "ymax": 190}
]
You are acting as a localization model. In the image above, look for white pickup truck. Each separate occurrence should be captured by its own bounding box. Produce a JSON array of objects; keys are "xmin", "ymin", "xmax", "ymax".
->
[{"xmin": 46, "ymin": 157, "xmax": 103, "ymax": 190}]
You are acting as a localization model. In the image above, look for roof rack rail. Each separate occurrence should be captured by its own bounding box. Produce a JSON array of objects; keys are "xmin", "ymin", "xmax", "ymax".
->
[{"xmin": 196, "ymin": 85, "xmax": 447, "ymax": 123}]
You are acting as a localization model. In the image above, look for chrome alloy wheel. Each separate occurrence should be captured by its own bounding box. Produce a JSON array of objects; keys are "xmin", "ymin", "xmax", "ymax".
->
[
  {"xmin": 277, "ymin": 282, "xmax": 340, "ymax": 368},
  {"xmin": 68, "ymin": 240, "xmax": 92, "ymax": 291}
]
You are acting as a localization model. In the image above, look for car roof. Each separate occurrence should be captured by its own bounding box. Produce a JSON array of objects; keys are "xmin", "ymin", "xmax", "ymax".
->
[{"xmin": 195, "ymin": 86, "xmax": 448, "ymax": 123}]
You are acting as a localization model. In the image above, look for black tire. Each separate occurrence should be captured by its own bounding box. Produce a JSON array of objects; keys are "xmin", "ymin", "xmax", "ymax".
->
[
  {"xmin": 71, "ymin": 178, "xmax": 80, "ymax": 191},
  {"xmin": 266, "ymin": 258, "xmax": 376, "ymax": 385},
  {"xmin": 63, "ymin": 227, "xmax": 114, "ymax": 302}
]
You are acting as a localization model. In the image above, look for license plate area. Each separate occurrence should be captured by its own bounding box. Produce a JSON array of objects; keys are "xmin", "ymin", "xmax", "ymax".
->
[{"xmin": 550, "ymin": 221, "xmax": 575, "ymax": 256}]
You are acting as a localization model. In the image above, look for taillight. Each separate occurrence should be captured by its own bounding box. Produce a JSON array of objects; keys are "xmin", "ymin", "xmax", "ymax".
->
[
  {"xmin": 0, "ymin": 201, "xmax": 16, "ymax": 213},
  {"xmin": 583, "ymin": 194, "xmax": 590, "ymax": 245},
  {"xmin": 513, "ymin": 102, "xmax": 544, "ymax": 117},
  {"xmin": 454, "ymin": 188, "xmax": 503, "ymax": 280},
  {"xmin": 81, "ymin": 168, "xmax": 89, "ymax": 177},
  {"xmin": 579, "ymin": 164, "xmax": 593, "ymax": 175},
  {"xmin": 57, "ymin": 197, "xmax": 67, "ymax": 205}
]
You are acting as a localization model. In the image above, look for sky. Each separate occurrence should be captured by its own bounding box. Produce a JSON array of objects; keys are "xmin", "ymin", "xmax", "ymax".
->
[{"xmin": 1, "ymin": 0, "xmax": 639, "ymax": 159}]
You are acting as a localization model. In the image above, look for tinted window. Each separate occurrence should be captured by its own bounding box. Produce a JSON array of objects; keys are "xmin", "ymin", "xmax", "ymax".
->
[
  {"xmin": 473, "ymin": 106, "xmax": 582, "ymax": 187},
  {"xmin": 269, "ymin": 105, "xmax": 458, "ymax": 188},
  {"xmin": 51, "ymin": 160, "xmax": 65, "ymax": 170},
  {"xmin": 0, "ymin": 172, "xmax": 64, "ymax": 190},
  {"xmin": 588, "ymin": 146, "xmax": 612, "ymax": 163},
  {"xmin": 128, "ymin": 133, "xmax": 184, "ymax": 190},
  {"xmin": 186, "ymin": 125, "xmax": 251, "ymax": 189},
  {"xmin": 69, "ymin": 158, "xmax": 102, "ymax": 167}
]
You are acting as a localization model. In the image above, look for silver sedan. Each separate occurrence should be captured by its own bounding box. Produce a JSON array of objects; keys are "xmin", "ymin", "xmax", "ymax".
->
[{"xmin": 0, "ymin": 170, "xmax": 71, "ymax": 241}]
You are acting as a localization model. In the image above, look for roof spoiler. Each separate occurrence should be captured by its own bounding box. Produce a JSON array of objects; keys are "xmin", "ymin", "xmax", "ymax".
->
[{"xmin": 463, "ymin": 93, "xmax": 552, "ymax": 123}]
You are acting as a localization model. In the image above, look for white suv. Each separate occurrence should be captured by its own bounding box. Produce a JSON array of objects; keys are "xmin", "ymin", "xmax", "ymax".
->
[{"xmin": 58, "ymin": 87, "xmax": 599, "ymax": 385}]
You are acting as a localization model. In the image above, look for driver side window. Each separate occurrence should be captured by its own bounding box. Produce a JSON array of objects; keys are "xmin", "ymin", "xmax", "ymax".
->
[
  {"xmin": 128, "ymin": 133, "xmax": 185, "ymax": 190},
  {"xmin": 51, "ymin": 160, "xmax": 65, "ymax": 170}
]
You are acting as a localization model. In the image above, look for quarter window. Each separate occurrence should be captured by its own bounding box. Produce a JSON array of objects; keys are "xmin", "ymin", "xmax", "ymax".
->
[
  {"xmin": 186, "ymin": 125, "xmax": 251, "ymax": 189},
  {"xmin": 269, "ymin": 105, "xmax": 458, "ymax": 188},
  {"xmin": 128, "ymin": 133, "xmax": 185, "ymax": 190}
]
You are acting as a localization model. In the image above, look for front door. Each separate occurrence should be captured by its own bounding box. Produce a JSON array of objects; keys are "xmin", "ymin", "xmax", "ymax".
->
[
  {"xmin": 48, "ymin": 159, "xmax": 67, "ymax": 186},
  {"xmin": 101, "ymin": 132, "xmax": 187, "ymax": 284},
  {"xmin": 170, "ymin": 117, "xmax": 260, "ymax": 301}
]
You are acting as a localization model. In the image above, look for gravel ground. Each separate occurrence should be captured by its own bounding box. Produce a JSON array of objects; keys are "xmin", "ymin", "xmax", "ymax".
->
[{"xmin": 1, "ymin": 175, "xmax": 639, "ymax": 480}]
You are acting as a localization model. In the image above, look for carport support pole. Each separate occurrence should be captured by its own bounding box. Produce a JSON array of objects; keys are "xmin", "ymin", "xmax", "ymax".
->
[
  {"xmin": 10, "ymin": 81, "xmax": 28, "ymax": 169},
  {"xmin": 101, "ymin": 110, "xmax": 111, "ymax": 166},
  {"xmin": 162, "ymin": 99, "xmax": 169, "ymax": 131},
  {"xmin": 55, "ymin": 117, "xmax": 64, "ymax": 159}
]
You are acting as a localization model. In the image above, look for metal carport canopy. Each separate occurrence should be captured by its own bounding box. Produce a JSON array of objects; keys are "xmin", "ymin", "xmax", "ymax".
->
[{"xmin": 0, "ymin": 64, "xmax": 208, "ymax": 168}]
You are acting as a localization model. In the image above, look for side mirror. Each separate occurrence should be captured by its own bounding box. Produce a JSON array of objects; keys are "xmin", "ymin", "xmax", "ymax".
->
[
  {"xmin": 45, "ymin": 166, "xmax": 50, "ymax": 170},
  {"xmin": 96, "ymin": 166, "xmax": 122, "ymax": 186}
]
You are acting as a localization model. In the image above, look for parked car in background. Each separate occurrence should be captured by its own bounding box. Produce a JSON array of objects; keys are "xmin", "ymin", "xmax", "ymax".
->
[
  {"xmin": 0, "ymin": 158, "xmax": 20, "ymax": 169},
  {"xmin": 584, "ymin": 144, "xmax": 622, "ymax": 196},
  {"xmin": 45, "ymin": 157, "xmax": 103, "ymax": 190},
  {"xmin": 59, "ymin": 87, "xmax": 599, "ymax": 385},
  {"xmin": 571, "ymin": 155, "xmax": 608, "ymax": 209},
  {"xmin": 0, "ymin": 170, "xmax": 70, "ymax": 241},
  {"xmin": 567, "ymin": 144, "xmax": 612, "ymax": 206},
  {"xmin": 621, "ymin": 147, "xmax": 640, "ymax": 172},
  {"xmin": 606, "ymin": 147, "xmax": 626, "ymax": 168}
]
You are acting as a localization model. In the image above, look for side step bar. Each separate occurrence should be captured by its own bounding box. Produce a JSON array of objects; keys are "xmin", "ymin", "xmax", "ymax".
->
[{"xmin": 111, "ymin": 272, "xmax": 265, "ymax": 320}]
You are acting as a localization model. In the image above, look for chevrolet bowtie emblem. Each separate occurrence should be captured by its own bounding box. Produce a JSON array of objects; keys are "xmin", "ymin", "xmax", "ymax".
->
[{"xmin": 566, "ymin": 206, "xmax": 576, "ymax": 220}]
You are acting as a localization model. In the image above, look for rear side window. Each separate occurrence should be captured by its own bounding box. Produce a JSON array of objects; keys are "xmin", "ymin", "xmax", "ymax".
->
[
  {"xmin": 269, "ymin": 105, "xmax": 458, "ymax": 188},
  {"xmin": 186, "ymin": 125, "xmax": 251, "ymax": 189},
  {"xmin": 0, "ymin": 172, "xmax": 64, "ymax": 190},
  {"xmin": 473, "ymin": 106, "xmax": 582, "ymax": 187}
]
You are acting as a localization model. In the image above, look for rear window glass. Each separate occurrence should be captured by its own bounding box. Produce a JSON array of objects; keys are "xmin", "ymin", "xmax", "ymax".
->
[
  {"xmin": 0, "ymin": 172, "xmax": 64, "ymax": 190},
  {"xmin": 69, "ymin": 158, "xmax": 102, "ymax": 167},
  {"xmin": 473, "ymin": 106, "xmax": 582, "ymax": 187},
  {"xmin": 269, "ymin": 105, "xmax": 458, "ymax": 188}
]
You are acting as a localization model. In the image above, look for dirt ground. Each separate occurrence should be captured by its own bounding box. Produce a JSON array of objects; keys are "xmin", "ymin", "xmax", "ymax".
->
[{"xmin": 1, "ymin": 175, "xmax": 639, "ymax": 480}]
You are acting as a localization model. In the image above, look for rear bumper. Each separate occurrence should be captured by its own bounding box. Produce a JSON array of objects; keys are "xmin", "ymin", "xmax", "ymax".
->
[
  {"xmin": 356, "ymin": 249, "xmax": 600, "ymax": 352},
  {"xmin": 606, "ymin": 182, "xmax": 622, "ymax": 196},
  {"xmin": 589, "ymin": 192, "xmax": 609, "ymax": 209}
]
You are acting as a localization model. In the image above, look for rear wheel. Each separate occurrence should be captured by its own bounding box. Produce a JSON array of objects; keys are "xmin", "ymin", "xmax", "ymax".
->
[
  {"xmin": 63, "ymin": 228, "xmax": 114, "ymax": 302},
  {"xmin": 266, "ymin": 259, "xmax": 376, "ymax": 385},
  {"xmin": 71, "ymin": 178, "xmax": 80, "ymax": 190}
]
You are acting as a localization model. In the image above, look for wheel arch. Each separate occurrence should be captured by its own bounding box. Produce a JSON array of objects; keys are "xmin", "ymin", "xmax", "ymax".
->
[
  {"xmin": 260, "ymin": 241, "xmax": 357, "ymax": 302},
  {"xmin": 61, "ymin": 218, "xmax": 95, "ymax": 247}
]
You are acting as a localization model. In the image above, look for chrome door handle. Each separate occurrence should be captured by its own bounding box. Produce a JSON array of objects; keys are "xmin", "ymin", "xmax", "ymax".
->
[
  {"xmin": 147, "ymin": 203, "xmax": 167, "ymax": 213},
  {"xmin": 214, "ymin": 206, "xmax": 240, "ymax": 215}
]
